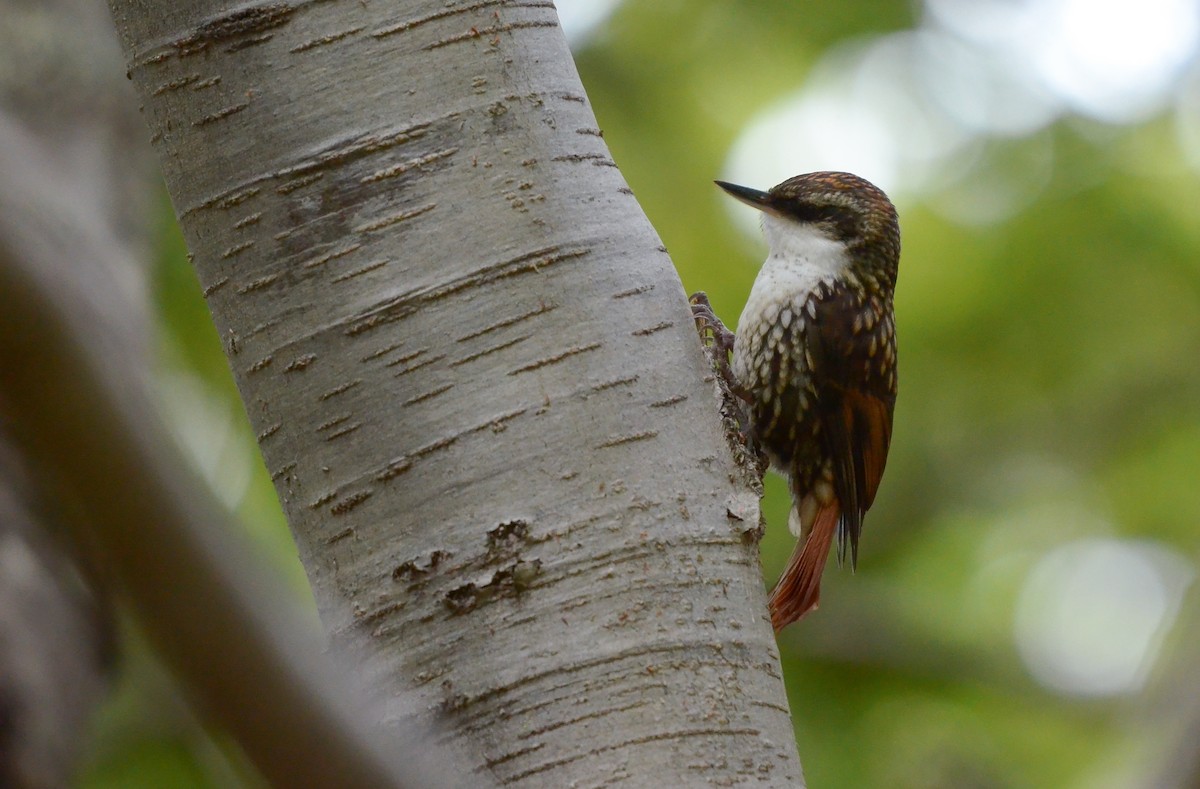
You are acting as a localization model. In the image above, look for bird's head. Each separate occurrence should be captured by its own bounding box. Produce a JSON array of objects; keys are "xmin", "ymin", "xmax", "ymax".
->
[{"xmin": 717, "ymin": 171, "xmax": 900, "ymax": 292}]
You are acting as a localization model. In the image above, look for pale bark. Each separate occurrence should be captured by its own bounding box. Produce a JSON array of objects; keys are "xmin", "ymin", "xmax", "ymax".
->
[{"xmin": 108, "ymin": 1, "xmax": 803, "ymax": 784}]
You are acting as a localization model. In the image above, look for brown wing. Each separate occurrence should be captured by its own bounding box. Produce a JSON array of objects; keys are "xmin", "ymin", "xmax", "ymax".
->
[{"xmin": 810, "ymin": 285, "xmax": 896, "ymax": 567}]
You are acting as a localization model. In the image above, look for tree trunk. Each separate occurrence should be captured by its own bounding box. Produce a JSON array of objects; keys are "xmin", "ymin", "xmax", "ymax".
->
[{"xmin": 108, "ymin": 1, "xmax": 803, "ymax": 784}]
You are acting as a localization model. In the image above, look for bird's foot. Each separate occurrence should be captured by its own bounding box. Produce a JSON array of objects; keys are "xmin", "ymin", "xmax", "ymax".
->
[
  {"xmin": 689, "ymin": 292, "xmax": 738, "ymax": 388},
  {"xmin": 690, "ymin": 292, "xmax": 762, "ymax": 473}
]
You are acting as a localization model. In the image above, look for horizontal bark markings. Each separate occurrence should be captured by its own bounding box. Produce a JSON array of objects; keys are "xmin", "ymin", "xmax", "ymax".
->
[
  {"xmin": 595, "ymin": 430, "xmax": 657, "ymax": 449},
  {"xmin": 503, "ymin": 727, "xmax": 764, "ymax": 784},
  {"xmin": 384, "ymin": 348, "xmax": 427, "ymax": 368},
  {"xmin": 481, "ymin": 700, "xmax": 649, "ymax": 769},
  {"xmin": 425, "ymin": 19, "xmax": 559, "ymax": 51},
  {"xmin": 248, "ymin": 355, "xmax": 273, "ymax": 373},
  {"xmin": 343, "ymin": 246, "xmax": 588, "ymax": 337},
  {"xmin": 456, "ymin": 646, "xmax": 776, "ymax": 744},
  {"xmin": 589, "ymin": 375, "xmax": 638, "ymax": 393},
  {"xmin": 391, "ymin": 354, "xmax": 445, "ymax": 378},
  {"xmin": 325, "ymin": 423, "xmax": 363, "ymax": 441},
  {"xmin": 246, "ymin": 302, "xmax": 313, "ymax": 340},
  {"xmin": 225, "ymin": 33, "xmax": 274, "ymax": 53},
  {"xmin": 178, "ymin": 118, "xmax": 445, "ymax": 219},
  {"xmin": 285, "ymin": 353, "xmax": 316, "ymax": 372},
  {"xmin": 403, "ymin": 383, "xmax": 455, "ymax": 406},
  {"xmin": 544, "ymin": 539, "xmax": 755, "ymax": 608},
  {"xmin": 367, "ymin": 405, "xmax": 527, "ymax": 486},
  {"xmin": 316, "ymin": 413, "xmax": 353, "ymax": 432},
  {"xmin": 222, "ymin": 236, "xmax": 256, "ymax": 257},
  {"xmin": 444, "ymin": 640, "xmax": 764, "ymax": 725},
  {"xmin": 237, "ymin": 272, "xmax": 279, "ymax": 294},
  {"xmin": 449, "ymin": 334, "xmax": 529, "ymax": 368},
  {"xmin": 302, "ymin": 243, "xmax": 361, "ymax": 269},
  {"xmin": 330, "ymin": 489, "xmax": 371, "ymax": 515},
  {"xmin": 192, "ymin": 75, "xmax": 222, "ymax": 91},
  {"xmin": 330, "ymin": 258, "xmax": 390, "ymax": 284},
  {"xmin": 152, "ymin": 73, "xmax": 200, "ymax": 95},
  {"xmin": 611, "ymin": 283, "xmax": 653, "ymax": 299},
  {"xmin": 371, "ymin": 0, "xmax": 511, "ymax": 39},
  {"xmin": 192, "ymin": 101, "xmax": 250, "ymax": 128},
  {"xmin": 551, "ymin": 152, "xmax": 616, "ymax": 168},
  {"xmin": 649, "ymin": 394, "xmax": 688, "ymax": 408},
  {"xmin": 182, "ymin": 185, "xmax": 262, "ymax": 222},
  {"xmin": 749, "ymin": 698, "xmax": 792, "ymax": 716},
  {"xmin": 308, "ymin": 491, "xmax": 336, "ymax": 510},
  {"xmin": 357, "ymin": 598, "xmax": 407, "ymax": 626},
  {"xmin": 631, "ymin": 320, "xmax": 673, "ymax": 337},
  {"xmin": 354, "ymin": 203, "xmax": 436, "ymax": 234},
  {"xmin": 190, "ymin": 5, "xmax": 294, "ymax": 46},
  {"xmin": 508, "ymin": 342, "xmax": 600, "ymax": 376},
  {"xmin": 324, "ymin": 527, "xmax": 353, "ymax": 545},
  {"xmin": 269, "ymin": 461, "xmax": 297, "ymax": 482},
  {"xmin": 289, "ymin": 25, "xmax": 366, "ymax": 53},
  {"xmin": 319, "ymin": 379, "xmax": 361, "ymax": 401},
  {"xmin": 201, "ymin": 275, "xmax": 229, "ymax": 297},
  {"xmin": 276, "ymin": 172, "xmax": 324, "ymax": 194},
  {"xmin": 456, "ymin": 302, "xmax": 556, "ymax": 343},
  {"xmin": 130, "ymin": 4, "xmax": 295, "ymax": 68},
  {"xmin": 359, "ymin": 341, "xmax": 404, "ymax": 362},
  {"xmin": 361, "ymin": 148, "xmax": 459, "ymax": 185}
]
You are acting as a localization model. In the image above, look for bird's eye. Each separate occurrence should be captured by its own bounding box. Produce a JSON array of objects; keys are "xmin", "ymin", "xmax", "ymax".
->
[{"xmin": 785, "ymin": 203, "xmax": 859, "ymax": 242}]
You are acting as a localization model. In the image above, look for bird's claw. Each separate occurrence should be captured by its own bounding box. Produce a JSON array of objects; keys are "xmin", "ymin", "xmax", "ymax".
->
[
  {"xmin": 689, "ymin": 292, "xmax": 736, "ymax": 357},
  {"xmin": 690, "ymin": 291, "xmax": 739, "ymax": 390},
  {"xmin": 690, "ymin": 292, "xmax": 760, "ymax": 461}
]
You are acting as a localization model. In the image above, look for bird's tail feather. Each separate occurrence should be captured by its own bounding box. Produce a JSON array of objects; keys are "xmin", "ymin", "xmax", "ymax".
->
[{"xmin": 769, "ymin": 503, "xmax": 840, "ymax": 630}]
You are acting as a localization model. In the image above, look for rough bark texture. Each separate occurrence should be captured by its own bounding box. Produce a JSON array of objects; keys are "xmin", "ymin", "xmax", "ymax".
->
[{"xmin": 108, "ymin": 1, "xmax": 803, "ymax": 784}]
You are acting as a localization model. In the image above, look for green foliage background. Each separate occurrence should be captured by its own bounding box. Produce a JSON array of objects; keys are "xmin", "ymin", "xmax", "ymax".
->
[{"xmin": 81, "ymin": 2, "xmax": 1200, "ymax": 787}]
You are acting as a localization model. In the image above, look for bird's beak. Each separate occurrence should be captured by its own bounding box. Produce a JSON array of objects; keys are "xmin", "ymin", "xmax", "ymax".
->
[{"xmin": 715, "ymin": 180, "xmax": 772, "ymax": 211}]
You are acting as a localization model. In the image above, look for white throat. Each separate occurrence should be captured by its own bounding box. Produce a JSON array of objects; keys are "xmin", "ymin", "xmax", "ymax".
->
[
  {"xmin": 736, "ymin": 215, "xmax": 849, "ymax": 334},
  {"xmin": 760, "ymin": 214, "xmax": 847, "ymax": 276}
]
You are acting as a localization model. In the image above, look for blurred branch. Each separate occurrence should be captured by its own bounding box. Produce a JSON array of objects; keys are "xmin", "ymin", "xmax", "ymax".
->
[
  {"xmin": 0, "ymin": 114, "xmax": 455, "ymax": 788},
  {"xmin": 0, "ymin": 0, "xmax": 147, "ymax": 782},
  {"xmin": 1124, "ymin": 584, "xmax": 1200, "ymax": 789},
  {"xmin": 0, "ymin": 427, "xmax": 112, "ymax": 787}
]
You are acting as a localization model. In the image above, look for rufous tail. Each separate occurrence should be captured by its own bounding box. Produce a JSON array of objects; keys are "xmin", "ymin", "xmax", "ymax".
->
[{"xmin": 768, "ymin": 504, "xmax": 840, "ymax": 630}]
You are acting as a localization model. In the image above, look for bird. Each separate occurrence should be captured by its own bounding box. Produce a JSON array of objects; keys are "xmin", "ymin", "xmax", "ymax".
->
[{"xmin": 693, "ymin": 171, "xmax": 900, "ymax": 630}]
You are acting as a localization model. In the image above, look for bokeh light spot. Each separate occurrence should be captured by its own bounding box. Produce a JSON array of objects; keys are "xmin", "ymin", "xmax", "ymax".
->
[{"xmin": 1014, "ymin": 538, "xmax": 1194, "ymax": 698}]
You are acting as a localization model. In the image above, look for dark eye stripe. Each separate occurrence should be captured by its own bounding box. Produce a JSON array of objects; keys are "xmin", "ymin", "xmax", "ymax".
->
[{"xmin": 778, "ymin": 202, "xmax": 859, "ymax": 242}]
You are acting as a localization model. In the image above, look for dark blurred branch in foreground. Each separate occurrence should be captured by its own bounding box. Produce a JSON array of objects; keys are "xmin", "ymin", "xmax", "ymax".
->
[
  {"xmin": 0, "ymin": 425, "xmax": 112, "ymax": 787},
  {"xmin": 0, "ymin": 0, "xmax": 148, "ymax": 781}
]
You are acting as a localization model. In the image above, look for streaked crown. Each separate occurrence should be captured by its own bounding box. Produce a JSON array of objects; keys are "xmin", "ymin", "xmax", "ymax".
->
[{"xmin": 717, "ymin": 171, "xmax": 900, "ymax": 292}]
